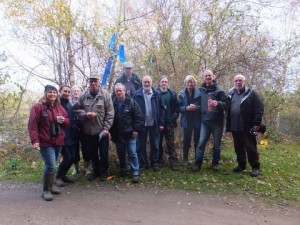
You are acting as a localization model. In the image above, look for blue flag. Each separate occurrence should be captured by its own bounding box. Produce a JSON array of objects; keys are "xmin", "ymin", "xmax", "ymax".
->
[
  {"xmin": 118, "ymin": 44, "xmax": 126, "ymax": 63},
  {"xmin": 109, "ymin": 33, "xmax": 117, "ymax": 51},
  {"xmin": 101, "ymin": 56, "xmax": 115, "ymax": 86}
]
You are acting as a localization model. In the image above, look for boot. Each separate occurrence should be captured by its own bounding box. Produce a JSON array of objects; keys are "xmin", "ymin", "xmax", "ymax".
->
[
  {"xmin": 183, "ymin": 148, "xmax": 189, "ymax": 166},
  {"xmin": 170, "ymin": 162, "xmax": 178, "ymax": 171},
  {"xmin": 84, "ymin": 161, "xmax": 92, "ymax": 175},
  {"xmin": 42, "ymin": 174, "xmax": 53, "ymax": 201},
  {"xmin": 72, "ymin": 162, "xmax": 79, "ymax": 175},
  {"xmin": 50, "ymin": 173, "xmax": 61, "ymax": 195}
]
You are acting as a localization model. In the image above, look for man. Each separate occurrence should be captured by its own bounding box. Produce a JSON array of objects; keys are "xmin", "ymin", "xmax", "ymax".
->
[
  {"xmin": 114, "ymin": 61, "xmax": 142, "ymax": 97},
  {"xmin": 226, "ymin": 74, "xmax": 264, "ymax": 177},
  {"xmin": 133, "ymin": 75, "xmax": 165, "ymax": 171},
  {"xmin": 157, "ymin": 76, "xmax": 180, "ymax": 171},
  {"xmin": 110, "ymin": 83, "xmax": 143, "ymax": 183},
  {"xmin": 74, "ymin": 74, "xmax": 114, "ymax": 181},
  {"xmin": 194, "ymin": 69, "xmax": 227, "ymax": 171}
]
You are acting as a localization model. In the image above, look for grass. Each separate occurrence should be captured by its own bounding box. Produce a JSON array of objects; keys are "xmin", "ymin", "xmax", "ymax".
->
[{"xmin": 0, "ymin": 142, "xmax": 299, "ymax": 206}]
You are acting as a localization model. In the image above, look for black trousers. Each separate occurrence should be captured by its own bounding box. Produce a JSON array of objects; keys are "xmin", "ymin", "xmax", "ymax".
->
[
  {"xmin": 74, "ymin": 133, "xmax": 90, "ymax": 164},
  {"xmin": 232, "ymin": 131, "xmax": 260, "ymax": 169},
  {"xmin": 82, "ymin": 133, "xmax": 109, "ymax": 176},
  {"xmin": 56, "ymin": 145, "xmax": 76, "ymax": 178}
]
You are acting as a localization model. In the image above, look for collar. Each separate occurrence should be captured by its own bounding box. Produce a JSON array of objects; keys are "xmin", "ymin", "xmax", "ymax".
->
[{"xmin": 143, "ymin": 89, "xmax": 153, "ymax": 95}]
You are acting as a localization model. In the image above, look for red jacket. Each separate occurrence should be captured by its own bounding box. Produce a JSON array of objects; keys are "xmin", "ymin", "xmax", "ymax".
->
[{"xmin": 28, "ymin": 102, "xmax": 70, "ymax": 148}]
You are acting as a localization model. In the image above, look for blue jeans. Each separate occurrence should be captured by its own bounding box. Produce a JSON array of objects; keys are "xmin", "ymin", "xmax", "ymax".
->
[
  {"xmin": 195, "ymin": 122, "xmax": 223, "ymax": 166},
  {"xmin": 40, "ymin": 146, "xmax": 62, "ymax": 175},
  {"xmin": 56, "ymin": 145, "xmax": 76, "ymax": 178},
  {"xmin": 137, "ymin": 126, "xmax": 160, "ymax": 168},
  {"xmin": 116, "ymin": 138, "xmax": 139, "ymax": 176}
]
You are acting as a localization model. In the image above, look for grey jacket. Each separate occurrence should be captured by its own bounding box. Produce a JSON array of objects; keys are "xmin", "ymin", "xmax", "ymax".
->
[{"xmin": 74, "ymin": 88, "xmax": 114, "ymax": 135}]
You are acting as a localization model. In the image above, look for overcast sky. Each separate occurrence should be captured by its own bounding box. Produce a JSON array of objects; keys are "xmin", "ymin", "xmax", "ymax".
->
[{"xmin": 0, "ymin": 1, "xmax": 299, "ymax": 92}]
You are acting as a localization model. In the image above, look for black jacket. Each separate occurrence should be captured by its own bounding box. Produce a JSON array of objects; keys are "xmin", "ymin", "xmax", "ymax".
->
[
  {"xmin": 199, "ymin": 81, "xmax": 228, "ymax": 124},
  {"xmin": 110, "ymin": 95, "xmax": 143, "ymax": 143},
  {"xmin": 61, "ymin": 98, "xmax": 79, "ymax": 146},
  {"xmin": 114, "ymin": 73, "xmax": 142, "ymax": 96},
  {"xmin": 156, "ymin": 88, "xmax": 180, "ymax": 127},
  {"xmin": 226, "ymin": 86, "xmax": 264, "ymax": 132}
]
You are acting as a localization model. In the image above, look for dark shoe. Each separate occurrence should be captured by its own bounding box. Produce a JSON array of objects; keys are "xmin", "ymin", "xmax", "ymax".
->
[
  {"xmin": 132, "ymin": 175, "xmax": 140, "ymax": 183},
  {"xmin": 212, "ymin": 165, "xmax": 219, "ymax": 172},
  {"xmin": 250, "ymin": 168, "xmax": 260, "ymax": 177},
  {"xmin": 120, "ymin": 169, "xmax": 129, "ymax": 178},
  {"xmin": 55, "ymin": 178, "xmax": 67, "ymax": 187},
  {"xmin": 62, "ymin": 176, "xmax": 74, "ymax": 183},
  {"xmin": 182, "ymin": 160, "xmax": 189, "ymax": 167},
  {"xmin": 170, "ymin": 163, "xmax": 178, "ymax": 171},
  {"xmin": 233, "ymin": 165, "xmax": 246, "ymax": 173},
  {"xmin": 152, "ymin": 163, "xmax": 160, "ymax": 171},
  {"xmin": 140, "ymin": 164, "xmax": 149, "ymax": 171},
  {"xmin": 87, "ymin": 173, "xmax": 98, "ymax": 181},
  {"xmin": 158, "ymin": 160, "xmax": 165, "ymax": 167},
  {"xmin": 193, "ymin": 164, "xmax": 201, "ymax": 171},
  {"xmin": 83, "ymin": 161, "xmax": 92, "ymax": 175},
  {"xmin": 99, "ymin": 174, "xmax": 107, "ymax": 182}
]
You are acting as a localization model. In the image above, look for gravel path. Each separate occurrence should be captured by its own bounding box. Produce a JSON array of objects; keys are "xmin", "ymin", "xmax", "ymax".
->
[{"xmin": 0, "ymin": 181, "xmax": 299, "ymax": 225}]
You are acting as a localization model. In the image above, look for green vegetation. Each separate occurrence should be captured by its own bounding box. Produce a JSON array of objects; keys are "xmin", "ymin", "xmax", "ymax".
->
[{"xmin": 1, "ymin": 140, "xmax": 299, "ymax": 206}]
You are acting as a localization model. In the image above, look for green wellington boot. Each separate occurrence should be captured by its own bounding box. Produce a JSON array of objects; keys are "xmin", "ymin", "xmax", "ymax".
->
[
  {"xmin": 50, "ymin": 173, "xmax": 61, "ymax": 195},
  {"xmin": 42, "ymin": 174, "xmax": 53, "ymax": 201}
]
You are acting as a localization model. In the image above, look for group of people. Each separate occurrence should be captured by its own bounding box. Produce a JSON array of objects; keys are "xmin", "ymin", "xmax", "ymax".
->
[{"xmin": 28, "ymin": 62, "xmax": 264, "ymax": 201}]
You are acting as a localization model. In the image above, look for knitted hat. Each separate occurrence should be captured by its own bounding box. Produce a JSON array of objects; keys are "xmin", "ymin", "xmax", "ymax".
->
[{"xmin": 44, "ymin": 85, "xmax": 58, "ymax": 93}]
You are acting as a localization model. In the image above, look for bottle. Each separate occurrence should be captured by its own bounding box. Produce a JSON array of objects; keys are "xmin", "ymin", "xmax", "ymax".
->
[{"xmin": 207, "ymin": 95, "xmax": 213, "ymax": 111}]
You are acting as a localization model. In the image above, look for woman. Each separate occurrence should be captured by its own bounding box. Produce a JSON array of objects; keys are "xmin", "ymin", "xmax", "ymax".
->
[
  {"xmin": 55, "ymin": 85, "xmax": 79, "ymax": 187},
  {"xmin": 178, "ymin": 75, "xmax": 202, "ymax": 166},
  {"xmin": 70, "ymin": 85, "xmax": 91, "ymax": 176},
  {"xmin": 28, "ymin": 85, "xmax": 69, "ymax": 201}
]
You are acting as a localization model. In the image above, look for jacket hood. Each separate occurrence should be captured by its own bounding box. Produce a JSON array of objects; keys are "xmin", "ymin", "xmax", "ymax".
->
[{"xmin": 200, "ymin": 81, "xmax": 218, "ymax": 92}]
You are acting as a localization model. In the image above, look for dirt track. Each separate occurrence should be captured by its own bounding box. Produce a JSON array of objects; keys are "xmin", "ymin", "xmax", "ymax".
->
[{"xmin": 0, "ymin": 181, "xmax": 299, "ymax": 225}]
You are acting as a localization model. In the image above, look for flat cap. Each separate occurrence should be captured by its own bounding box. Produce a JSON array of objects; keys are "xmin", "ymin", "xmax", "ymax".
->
[
  {"xmin": 123, "ymin": 62, "xmax": 134, "ymax": 68},
  {"xmin": 89, "ymin": 74, "xmax": 100, "ymax": 80}
]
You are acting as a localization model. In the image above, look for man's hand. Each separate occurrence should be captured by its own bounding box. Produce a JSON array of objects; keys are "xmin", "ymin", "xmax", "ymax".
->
[
  {"xmin": 86, "ymin": 112, "xmax": 97, "ymax": 119},
  {"xmin": 253, "ymin": 126, "xmax": 260, "ymax": 131},
  {"xmin": 132, "ymin": 131, "xmax": 138, "ymax": 138},
  {"xmin": 102, "ymin": 129, "xmax": 109, "ymax": 136}
]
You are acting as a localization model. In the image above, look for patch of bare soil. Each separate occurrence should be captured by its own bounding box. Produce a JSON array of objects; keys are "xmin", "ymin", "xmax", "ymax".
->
[{"xmin": 0, "ymin": 181, "xmax": 299, "ymax": 225}]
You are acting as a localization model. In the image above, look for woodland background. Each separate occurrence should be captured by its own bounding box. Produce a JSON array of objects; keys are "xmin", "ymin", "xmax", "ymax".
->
[{"xmin": 0, "ymin": 0, "xmax": 300, "ymax": 149}]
